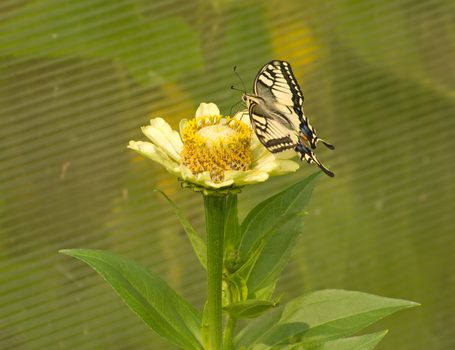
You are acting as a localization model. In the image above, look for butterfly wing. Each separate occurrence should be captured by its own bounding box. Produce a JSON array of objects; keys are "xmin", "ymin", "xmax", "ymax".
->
[
  {"xmin": 248, "ymin": 102, "xmax": 297, "ymax": 153},
  {"xmin": 254, "ymin": 60, "xmax": 334, "ymax": 150},
  {"xmin": 253, "ymin": 60, "xmax": 304, "ymax": 109},
  {"xmin": 245, "ymin": 60, "xmax": 334, "ymax": 176}
]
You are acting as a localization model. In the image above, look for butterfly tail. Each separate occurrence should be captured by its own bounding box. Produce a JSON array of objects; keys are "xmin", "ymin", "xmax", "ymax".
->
[
  {"xmin": 318, "ymin": 138, "xmax": 335, "ymax": 150},
  {"xmin": 310, "ymin": 136, "xmax": 335, "ymax": 150},
  {"xmin": 296, "ymin": 143, "xmax": 335, "ymax": 177}
]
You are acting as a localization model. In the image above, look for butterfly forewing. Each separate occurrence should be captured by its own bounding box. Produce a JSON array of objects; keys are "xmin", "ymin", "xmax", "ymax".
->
[
  {"xmin": 254, "ymin": 61, "xmax": 304, "ymax": 108},
  {"xmin": 253, "ymin": 61, "xmax": 321, "ymax": 147}
]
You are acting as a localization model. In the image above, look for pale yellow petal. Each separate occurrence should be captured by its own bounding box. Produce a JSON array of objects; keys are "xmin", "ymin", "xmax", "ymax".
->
[
  {"xmin": 195, "ymin": 171, "xmax": 233, "ymax": 188},
  {"xmin": 141, "ymin": 118, "xmax": 182, "ymax": 162},
  {"xmin": 254, "ymin": 152, "xmax": 280, "ymax": 171},
  {"xmin": 226, "ymin": 169, "xmax": 270, "ymax": 186},
  {"xmin": 195, "ymin": 102, "xmax": 220, "ymax": 117},
  {"xmin": 270, "ymin": 159, "xmax": 300, "ymax": 175},
  {"xmin": 274, "ymin": 149, "xmax": 297, "ymax": 160},
  {"xmin": 179, "ymin": 164, "xmax": 195, "ymax": 181},
  {"xmin": 128, "ymin": 141, "xmax": 180, "ymax": 176},
  {"xmin": 203, "ymin": 178, "xmax": 235, "ymax": 188},
  {"xmin": 180, "ymin": 165, "xmax": 234, "ymax": 188}
]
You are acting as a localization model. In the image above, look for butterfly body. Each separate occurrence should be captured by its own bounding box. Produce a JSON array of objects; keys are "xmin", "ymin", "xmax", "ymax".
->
[{"xmin": 242, "ymin": 60, "xmax": 335, "ymax": 177}]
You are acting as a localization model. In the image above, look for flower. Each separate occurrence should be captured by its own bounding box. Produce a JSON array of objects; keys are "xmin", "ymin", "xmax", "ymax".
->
[{"xmin": 128, "ymin": 102, "xmax": 299, "ymax": 191}]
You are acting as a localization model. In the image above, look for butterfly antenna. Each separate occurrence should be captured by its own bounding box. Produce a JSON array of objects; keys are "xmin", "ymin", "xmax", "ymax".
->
[
  {"xmin": 233, "ymin": 65, "xmax": 247, "ymax": 93},
  {"xmin": 230, "ymin": 85, "xmax": 244, "ymax": 93}
]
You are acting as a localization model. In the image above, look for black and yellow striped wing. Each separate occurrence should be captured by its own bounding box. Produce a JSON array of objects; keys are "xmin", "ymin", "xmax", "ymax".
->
[{"xmin": 245, "ymin": 60, "xmax": 335, "ymax": 176}]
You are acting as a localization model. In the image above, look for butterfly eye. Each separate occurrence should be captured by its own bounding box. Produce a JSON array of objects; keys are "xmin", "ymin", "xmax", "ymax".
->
[{"xmin": 242, "ymin": 95, "xmax": 247, "ymax": 102}]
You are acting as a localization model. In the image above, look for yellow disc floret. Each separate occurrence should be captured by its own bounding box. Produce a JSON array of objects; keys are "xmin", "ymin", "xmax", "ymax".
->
[{"xmin": 180, "ymin": 115, "xmax": 252, "ymax": 182}]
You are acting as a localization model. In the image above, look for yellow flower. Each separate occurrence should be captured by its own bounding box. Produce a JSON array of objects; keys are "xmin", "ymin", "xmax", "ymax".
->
[{"xmin": 128, "ymin": 103, "xmax": 299, "ymax": 191}]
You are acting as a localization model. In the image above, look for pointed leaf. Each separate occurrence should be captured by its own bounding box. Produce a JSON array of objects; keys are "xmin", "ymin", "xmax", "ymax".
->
[
  {"xmin": 236, "ymin": 173, "xmax": 320, "ymax": 299},
  {"xmin": 246, "ymin": 218, "xmax": 304, "ymax": 298},
  {"xmin": 155, "ymin": 190, "xmax": 207, "ymax": 269},
  {"xmin": 252, "ymin": 282, "xmax": 278, "ymax": 301},
  {"xmin": 304, "ymin": 331, "xmax": 388, "ymax": 350},
  {"xmin": 251, "ymin": 331, "xmax": 388, "ymax": 350},
  {"xmin": 235, "ymin": 306, "xmax": 283, "ymax": 349},
  {"xmin": 239, "ymin": 172, "xmax": 320, "ymax": 258},
  {"xmin": 235, "ymin": 289, "xmax": 418, "ymax": 349},
  {"xmin": 60, "ymin": 249, "xmax": 203, "ymax": 350}
]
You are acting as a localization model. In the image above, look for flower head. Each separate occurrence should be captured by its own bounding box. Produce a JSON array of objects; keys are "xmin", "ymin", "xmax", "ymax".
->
[
  {"xmin": 180, "ymin": 114, "xmax": 252, "ymax": 182},
  {"xmin": 128, "ymin": 103, "xmax": 299, "ymax": 192}
]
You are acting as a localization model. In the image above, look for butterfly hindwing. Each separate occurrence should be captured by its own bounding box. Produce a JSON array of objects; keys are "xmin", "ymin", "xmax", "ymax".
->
[
  {"xmin": 248, "ymin": 102, "xmax": 296, "ymax": 153},
  {"xmin": 295, "ymin": 143, "xmax": 335, "ymax": 177}
]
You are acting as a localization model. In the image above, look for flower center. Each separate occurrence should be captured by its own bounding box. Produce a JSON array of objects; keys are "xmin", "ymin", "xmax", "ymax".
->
[
  {"xmin": 180, "ymin": 115, "xmax": 252, "ymax": 182},
  {"xmin": 197, "ymin": 124, "xmax": 236, "ymax": 145}
]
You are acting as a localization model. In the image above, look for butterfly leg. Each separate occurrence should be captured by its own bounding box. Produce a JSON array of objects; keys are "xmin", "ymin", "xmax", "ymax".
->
[
  {"xmin": 234, "ymin": 110, "xmax": 249, "ymax": 122},
  {"xmin": 295, "ymin": 143, "xmax": 335, "ymax": 177}
]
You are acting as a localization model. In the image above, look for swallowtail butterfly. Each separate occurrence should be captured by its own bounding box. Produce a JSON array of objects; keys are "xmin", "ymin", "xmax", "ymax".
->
[{"xmin": 242, "ymin": 60, "xmax": 335, "ymax": 177}]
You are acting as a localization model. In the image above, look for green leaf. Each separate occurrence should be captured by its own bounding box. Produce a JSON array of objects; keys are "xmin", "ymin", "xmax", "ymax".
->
[
  {"xmin": 252, "ymin": 282, "xmax": 278, "ymax": 302},
  {"xmin": 234, "ymin": 289, "xmax": 418, "ymax": 349},
  {"xmin": 155, "ymin": 190, "xmax": 207, "ymax": 269},
  {"xmin": 302, "ymin": 331, "xmax": 388, "ymax": 350},
  {"xmin": 239, "ymin": 172, "xmax": 320, "ymax": 258},
  {"xmin": 224, "ymin": 299, "xmax": 278, "ymax": 319},
  {"xmin": 237, "ymin": 173, "xmax": 320, "ymax": 298},
  {"xmin": 245, "ymin": 219, "xmax": 304, "ymax": 299},
  {"xmin": 235, "ymin": 306, "xmax": 283, "ymax": 350},
  {"xmin": 60, "ymin": 249, "xmax": 203, "ymax": 350},
  {"xmin": 250, "ymin": 331, "xmax": 388, "ymax": 350}
]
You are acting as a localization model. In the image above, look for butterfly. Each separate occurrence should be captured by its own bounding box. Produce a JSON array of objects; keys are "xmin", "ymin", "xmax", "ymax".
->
[{"xmin": 241, "ymin": 60, "xmax": 335, "ymax": 177}]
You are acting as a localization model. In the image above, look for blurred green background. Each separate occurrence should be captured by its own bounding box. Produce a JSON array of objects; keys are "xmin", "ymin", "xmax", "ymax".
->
[{"xmin": 0, "ymin": 0, "xmax": 454, "ymax": 349}]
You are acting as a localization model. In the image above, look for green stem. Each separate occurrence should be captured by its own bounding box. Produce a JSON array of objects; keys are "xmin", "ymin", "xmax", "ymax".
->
[
  {"xmin": 204, "ymin": 195, "xmax": 227, "ymax": 350},
  {"xmin": 223, "ymin": 315, "xmax": 237, "ymax": 350}
]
